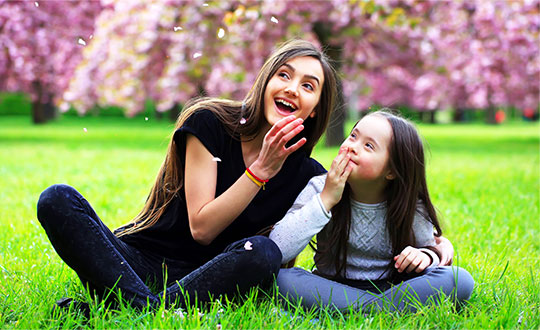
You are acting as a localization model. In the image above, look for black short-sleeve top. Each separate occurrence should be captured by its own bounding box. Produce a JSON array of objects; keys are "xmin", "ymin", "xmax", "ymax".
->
[{"xmin": 119, "ymin": 110, "xmax": 326, "ymax": 266}]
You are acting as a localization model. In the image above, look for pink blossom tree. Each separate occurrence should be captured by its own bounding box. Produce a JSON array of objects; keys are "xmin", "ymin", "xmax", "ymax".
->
[
  {"xmin": 409, "ymin": 0, "xmax": 539, "ymax": 122},
  {"xmin": 63, "ymin": 0, "xmax": 419, "ymax": 143},
  {"xmin": 4, "ymin": 0, "xmax": 536, "ymax": 127},
  {"xmin": 0, "ymin": 0, "xmax": 101, "ymax": 123}
]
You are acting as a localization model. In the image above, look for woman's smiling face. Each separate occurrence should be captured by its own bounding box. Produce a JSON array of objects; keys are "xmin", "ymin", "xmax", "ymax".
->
[{"xmin": 263, "ymin": 56, "xmax": 324, "ymax": 127}]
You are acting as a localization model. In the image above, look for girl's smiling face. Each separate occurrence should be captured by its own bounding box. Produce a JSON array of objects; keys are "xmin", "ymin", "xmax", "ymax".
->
[
  {"xmin": 341, "ymin": 114, "xmax": 395, "ymax": 184},
  {"xmin": 263, "ymin": 56, "xmax": 324, "ymax": 126}
]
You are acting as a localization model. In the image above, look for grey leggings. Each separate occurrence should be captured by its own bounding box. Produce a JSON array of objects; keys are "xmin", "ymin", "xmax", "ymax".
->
[{"xmin": 277, "ymin": 266, "xmax": 474, "ymax": 312}]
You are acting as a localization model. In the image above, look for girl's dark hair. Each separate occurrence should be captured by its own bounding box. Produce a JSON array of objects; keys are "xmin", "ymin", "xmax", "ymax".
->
[
  {"xmin": 116, "ymin": 39, "xmax": 338, "ymax": 237},
  {"xmin": 314, "ymin": 109, "xmax": 442, "ymax": 280}
]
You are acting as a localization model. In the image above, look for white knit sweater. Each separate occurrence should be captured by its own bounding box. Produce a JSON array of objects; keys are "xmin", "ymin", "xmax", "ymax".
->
[{"xmin": 269, "ymin": 174, "xmax": 437, "ymax": 280}]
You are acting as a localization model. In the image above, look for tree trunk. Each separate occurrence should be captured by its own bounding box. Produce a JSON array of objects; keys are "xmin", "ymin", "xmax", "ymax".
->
[
  {"xmin": 453, "ymin": 108, "xmax": 466, "ymax": 122},
  {"xmin": 313, "ymin": 22, "xmax": 345, "ymax": 147},
  {"xmin": 326, "ymin": 79, "xmax": 346, "ymax": 146},
  {"xmin": 31, "ymin": 82, "xmax": 56, "ymax": 124},
  {"xmin": 421, "ymin": 110, "xmax": 436, "ymax": 123},
  {"xmin": 32, "ymin": 101, "xmax": 47, "ymax": 124},
  {"xmin": 168, "ymin": 102, "xmax": 180, "ymax": 122},
  {"xmin": 486, "ymin": 106, "xmax": 496, "ymax": 124}
]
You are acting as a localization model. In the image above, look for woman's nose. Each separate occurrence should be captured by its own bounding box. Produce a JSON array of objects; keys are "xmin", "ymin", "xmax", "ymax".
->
[{"xmin": 284, "ymin": 84, "xmax": 299, "ymax": 97}]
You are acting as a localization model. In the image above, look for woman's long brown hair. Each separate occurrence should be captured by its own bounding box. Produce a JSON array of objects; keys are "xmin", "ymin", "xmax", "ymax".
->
[
  {"xmin": 314, "ymin": 109, "xmax": 442, "ymax": 280},
  {"xmin": 116, "ymin": 39, "xmax": 338, "ymax": 237}
]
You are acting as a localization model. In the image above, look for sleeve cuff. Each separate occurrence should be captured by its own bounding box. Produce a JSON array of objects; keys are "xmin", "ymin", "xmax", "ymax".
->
[
  {"xmin": 419, "ymin": 248, "xmax": 440, "ymax": 268},
  {"xmin": 315, "ymin": 193, "xmax": 331, "ymax": 219}
]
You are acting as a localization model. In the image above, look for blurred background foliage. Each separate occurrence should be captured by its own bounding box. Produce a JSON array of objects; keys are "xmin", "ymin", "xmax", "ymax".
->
[{"xmin": 0, "ymin": 0, "xmax": 538, "ymax": 144}]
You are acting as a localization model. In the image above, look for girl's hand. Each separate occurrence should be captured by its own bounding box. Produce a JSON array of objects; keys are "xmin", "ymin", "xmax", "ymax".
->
[
  {"xmin": 394, "ymin": 246, "xmax": 431, "ymax": 273},
  {"xmin": 434, "ymin": 236, "xmax": 454, "ymax": 266},
  {"xmin": 320, "ymin": 147, "xmax": 353, "ymax": 212},
  {"xmin": 250, "ymin": 115, "xmax": 306, "ymax": 180}
]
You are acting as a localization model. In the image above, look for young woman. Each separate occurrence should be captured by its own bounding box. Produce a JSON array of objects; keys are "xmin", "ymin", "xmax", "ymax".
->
[
  {"xmin": 37, "ymin": 39, "xmax": 338, "ymax": 311},
  {"xmin": 270, "ymin": 110, "xmax": 474, "ymax": 312}
]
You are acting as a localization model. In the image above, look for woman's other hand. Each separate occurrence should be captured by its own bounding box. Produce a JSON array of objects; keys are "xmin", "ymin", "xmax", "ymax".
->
[{"xmin": 250, "ymin": 115, "xmax": 306, "ymax": 180}]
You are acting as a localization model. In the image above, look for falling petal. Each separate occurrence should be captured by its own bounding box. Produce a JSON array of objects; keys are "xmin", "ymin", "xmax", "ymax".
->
[
  {"xmin": 193, "ymin": 52, "xmax": 202, "ymax": 59},
  {"xmin": 83, "ymin": 128, "xmax": 87, "ymax": 132},
  {"xmin": 244, "ymin": 241, "xmax": 253, "ymax": 250},
  {"xmin": 78, "ymin": 38, "xmax": 86, "ymax": 46},
  {"xmin": 174, "ymin": 26, "xmax": 182, "ymax": 31},
  {"xmin": 212, "ymin": 157, "xmax": 221, "ymax": 162},
  {"xmin": 174, "ymin": 309, "xmax": 185, "ymax": 319},
  {"xmin": 197, "ymin": 308, "xmax": 205, "ymax": 318},
  {"xmin": 271, "ymin": 16, "xmax": 278, "ymax": 24},
  {"xmin": 217, "ymin": 28, "xmax": 225, "ymax": 39},
  {"xmin": 89, "ymin": 34, "xmax": 93, "ymax": 39},
  {"xmin": 34, "ymin": 2, "xmax": 39, "ymax": 7},
  {"xmin": 145, "ymin": 117, "xmax": 149, "ymax": 121},
  {"xmin": 240, "ymin": 117, "xmax": 247, "ymax": 125},
  {"xmin": 202, "ymin": 3, "xmax": 209, "ymax": 6}
]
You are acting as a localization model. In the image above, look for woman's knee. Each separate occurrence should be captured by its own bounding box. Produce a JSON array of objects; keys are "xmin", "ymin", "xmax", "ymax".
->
[
  {"xmin": 247, "ymin": 236, "xmax": 282, "ymax": 275},
  {"xmin": 37, "ymin": 184, "xmax": 78, "ymax": 224}
]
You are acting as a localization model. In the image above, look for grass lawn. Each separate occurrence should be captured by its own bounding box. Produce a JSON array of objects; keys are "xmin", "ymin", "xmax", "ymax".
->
[{"xmin": 0, "ymin": 115, "xmax": 538, "ymax": 329}]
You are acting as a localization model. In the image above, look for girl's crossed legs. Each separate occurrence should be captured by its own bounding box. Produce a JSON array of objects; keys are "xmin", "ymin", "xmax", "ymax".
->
[
  {"xmin": 37, "ymin": 184, "xmax": 281, "ymax": 310},
  {"xmin": 277, "ymin": 266, "xmax": 474, "ymax": 312}
]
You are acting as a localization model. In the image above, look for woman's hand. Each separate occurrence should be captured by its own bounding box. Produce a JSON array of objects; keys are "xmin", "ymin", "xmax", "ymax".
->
[
  {"xmin": 319, "ymin": 147, "xmax": 353, "ymax": 212},
  {"xmin": 249, "ymin": 115, "xmax": 306, "ymax": 180},
  {"xmin": 394, "ymin": 246, "xmax": 431, "ymax": 273}
]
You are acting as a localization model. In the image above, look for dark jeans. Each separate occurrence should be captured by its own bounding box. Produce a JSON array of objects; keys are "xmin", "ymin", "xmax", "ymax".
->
[{"xmin": 37, "ymin": 184, "xmax": 282, "ymax": 309}]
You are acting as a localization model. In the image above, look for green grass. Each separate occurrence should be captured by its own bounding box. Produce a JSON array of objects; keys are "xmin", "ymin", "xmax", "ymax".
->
[{"xmin": 1, "ymin": 115, "xmax": 539, "ymax": 329}]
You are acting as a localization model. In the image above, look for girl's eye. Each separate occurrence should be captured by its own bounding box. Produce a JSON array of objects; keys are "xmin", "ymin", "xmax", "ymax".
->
[
  {"xmin": 365, "ymin": 142, "xmax": 374, "ymax": 150},
  {"xmin": 278, "ymin": 72, "xmax": 289, "ymax": 79},
  {"xmin": 349, "ymin": 133, "xmax": 356, "ymax": 139}
]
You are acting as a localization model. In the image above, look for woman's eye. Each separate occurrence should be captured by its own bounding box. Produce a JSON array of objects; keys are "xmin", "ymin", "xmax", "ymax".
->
[
  {"xmin": 303, "ymin": 83, "xmax": 314, "ymax": 91},
  {"xmin": 278, "ymin": 72, "xmax": 289, "ymax": 79},
  {"xmin": 366, "ymin": 143, "xmax": 374, "ymax": 150},
  {"xmin": 349, "ymin": 133, "xmax": 356, "ymax": 139}
]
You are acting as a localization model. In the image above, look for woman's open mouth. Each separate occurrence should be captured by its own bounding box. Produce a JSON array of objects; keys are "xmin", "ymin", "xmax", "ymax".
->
[{"xmin": 274, "ymin": 98, "xmax": 298, "ymax": 115}]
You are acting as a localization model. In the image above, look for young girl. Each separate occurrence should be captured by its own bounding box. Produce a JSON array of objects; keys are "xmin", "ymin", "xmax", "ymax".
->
[
  {"xmin": 270, "ymin": 110, "xmax": 474, "ymax": 312},
  {"xmin": 37, "ymin": 39, "xmax": 339, "ymax": 312}
]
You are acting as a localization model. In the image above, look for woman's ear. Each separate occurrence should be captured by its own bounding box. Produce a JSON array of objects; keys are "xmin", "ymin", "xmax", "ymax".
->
[
  {"xmin": 385, "ymin": 171, "xmax": 396, "ymax": 180},
  {"xmin": 309, "ymin": 111, "xmax": 317, "ymax": 118}
]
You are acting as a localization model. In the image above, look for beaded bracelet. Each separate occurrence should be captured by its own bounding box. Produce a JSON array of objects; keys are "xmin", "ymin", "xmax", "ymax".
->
[{"xmin": 245, "ymin": 167, "xmax": 268, "ymax": 190}]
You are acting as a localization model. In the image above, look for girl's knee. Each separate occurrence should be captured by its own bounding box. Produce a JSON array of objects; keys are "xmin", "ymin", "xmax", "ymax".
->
[
  {"xmin": 436, "ymin": 266, "xmax": 474, "ymax": 302},
  {"xmin": 276, "ymin": 267, "xmax": 310, "ymax": 290},
  {"xmin": 454, "ymin": 267, "xmax": 474, "ymax": 301}
]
